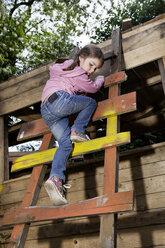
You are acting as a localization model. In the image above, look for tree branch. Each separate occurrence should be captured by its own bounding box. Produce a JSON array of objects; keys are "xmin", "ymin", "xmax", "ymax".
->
[{"xmin": 9, "ymin": 0, "xmax": 36, "ymax": 18}]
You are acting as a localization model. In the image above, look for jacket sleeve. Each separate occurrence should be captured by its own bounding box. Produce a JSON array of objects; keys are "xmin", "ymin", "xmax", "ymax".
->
[{"xmin": 76, "ymin": 75, "xmax": 105, "ymax": 93}]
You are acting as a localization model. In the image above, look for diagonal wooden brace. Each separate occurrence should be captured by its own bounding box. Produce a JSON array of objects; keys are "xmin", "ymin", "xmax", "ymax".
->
[{"xmin": 3, "ymin": 190, "xmax": 134, "ymax": 226}]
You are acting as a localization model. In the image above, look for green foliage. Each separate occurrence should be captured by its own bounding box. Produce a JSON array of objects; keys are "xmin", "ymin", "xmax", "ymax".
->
[
  {"xmin": 91, "ymin": 0, "xmax": 165, "ymax": 42},
  {"xmin": 1, "ymin": 0, "xmax": 164, "ymax": 83},
  {"xmin": 0, "ymin": 0, "xmax": 103, "ymax": 82}
]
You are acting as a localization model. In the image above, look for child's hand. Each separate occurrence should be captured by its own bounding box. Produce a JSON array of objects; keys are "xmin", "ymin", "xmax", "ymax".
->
[
  {"xmin": 94, "ymin": 75, "xmax": 104, "ymax": 89},
  {"xmin": 95, "ymin": 75, "xmax": 104, "ymax": 80}
]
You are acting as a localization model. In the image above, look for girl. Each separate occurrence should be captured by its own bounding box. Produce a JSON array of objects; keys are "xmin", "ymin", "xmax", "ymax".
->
[{"xmin": 41, "ymin": 44, "xmax": 104, "ymax": 206}]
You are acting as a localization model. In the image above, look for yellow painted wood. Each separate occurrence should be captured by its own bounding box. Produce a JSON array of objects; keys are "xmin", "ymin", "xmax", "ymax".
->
[
  {"xmin": 0, "ymin": 182, "xmax": 3, "ymax": 192},
  {"xmin": 107, "ymin": 116, "xmax": 118, "ymax": 135},
  {"xmin": 11, "ymin": 132, "xmax": 130, "ymax": 172}
]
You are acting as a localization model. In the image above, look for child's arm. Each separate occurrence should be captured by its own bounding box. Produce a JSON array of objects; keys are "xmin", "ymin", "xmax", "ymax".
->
[{"xmin": 76, "ymin": 74, "xmax": 104, "ymax": 93}]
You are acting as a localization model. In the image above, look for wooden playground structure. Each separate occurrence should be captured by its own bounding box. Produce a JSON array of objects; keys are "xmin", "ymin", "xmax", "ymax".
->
[{"xmin": 0, "ymin": 14, "xmax": 165, "ymax": 247}]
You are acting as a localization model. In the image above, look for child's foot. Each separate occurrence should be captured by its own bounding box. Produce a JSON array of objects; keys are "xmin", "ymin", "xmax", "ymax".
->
[
  {"xmin": 70, "ymin": 130, "xmax": 90, "ymax": 142},
  {"xmin": 44, "ymin": 176, "xmax": 68, "ymax": 206}
]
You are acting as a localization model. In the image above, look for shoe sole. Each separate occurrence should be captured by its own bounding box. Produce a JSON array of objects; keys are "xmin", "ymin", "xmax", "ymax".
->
[
  {"xmin": 44, "ymin": 180, "xmax": 68, "ymax": 206},
  {"xmin": 70, "ymin": 136, "xmax": 89, "ymax": 143}
]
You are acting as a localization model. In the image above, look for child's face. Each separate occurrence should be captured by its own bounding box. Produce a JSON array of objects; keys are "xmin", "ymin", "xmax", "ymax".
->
[{"xmin": 79, "ymin": 56, "xmax": 102, "ymax": 76}]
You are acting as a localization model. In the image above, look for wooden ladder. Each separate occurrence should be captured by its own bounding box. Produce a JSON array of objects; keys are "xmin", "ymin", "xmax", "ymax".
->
[{"xmin": 2, "ymin": 28, "xmax": 136, "ymax": 248}]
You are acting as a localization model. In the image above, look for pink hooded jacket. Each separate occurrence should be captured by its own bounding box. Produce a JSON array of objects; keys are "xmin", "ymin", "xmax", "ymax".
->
[{"xmin": 41, "ymin": 59, "xmax": 104, "ymax": 103}]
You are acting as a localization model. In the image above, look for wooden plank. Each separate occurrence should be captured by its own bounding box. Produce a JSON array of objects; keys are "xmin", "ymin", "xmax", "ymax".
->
[
  {"xmin": 146, "ymin": 74, "xmax": 161, "ymax": 86},
  {"xmin": 104, "ymin": 71, "xmax": 127, "ymax": 88},
  {"xmin": 122, "ymin": 18, "xmax": 132, "ymax": 31},
  {"xmin": 100, "ymin": 27, "xmax": 122, "ymax": 248},
  {"xmin": 123, "ymin": 21, "xmax": 165, "ymax": 53},
  {"xmin": 158, "ymin": 56, "xmax": 165, "ymax": 94},
  {"xmin": 4, "ymin": 116, "xmax": 9, "ymax": 180},
  {"xmin": 17, "ymin": 118, "xmax": 50, "ymax": 141},
  {"xmin": 0, "ymin": 84, "xmax": 44, "ymax": 116},
  {"xmin": 93, "ymin": 92, "xmax": 136, "ymax": 121},
  {"xmin": 0, "ymin": 71, "xmax": 48, "ymax": 102},
  {"xmin": 2, "ymin": 226, "xmax": 164, "ymax": 248},
  {"xmin": 2, "ymin": 161, "xmax": 165, "ymax": 208},
  {"xmin": 2, "ymin": 208, "xmax": 165, "ymax": 245},
  {"xmin": 25, "ymin": 234, "xmax": 99, "ymax": 248},
  {"xmin": 117, "ymin": 224, "xmax": 165, "ymax": 248},
  {"xmin": 124, "ymin": 38, "xmax": 165, "ymax": 69},
  {"xmin": 1, "ymin": 179, "xmax": 165, "ymax": 215},
  {"xmin": 11, "ymin": 132, "xmax": 130, "ymax": 172},
  {"xmin": 0, "ymin": 62, "xmax": 55, "ymax": 91},
  {"xmin": 123, "ymin": 14, "xmax": 165, "ymax": 38},
  {"xmin": 3, "ymin": 191, "xmax": 134, "ymax": 226},
  {"xmin": 0, "ymin": 117, "xmax": 4, "ymax": 183}
]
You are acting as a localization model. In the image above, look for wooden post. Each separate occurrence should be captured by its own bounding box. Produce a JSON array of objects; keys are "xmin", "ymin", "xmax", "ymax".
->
[
  {"xmin": 99, "ymin": 28, "xmax": 122, "ymax": 248},
  {"xmin": 4, "ymin": 116, "xmax": 9, "ymax": 180},
  {"xmin": 0, "ymin": 117, "xmax": 5, "ymax": 183},
  {"xmin": 158, "ymin": 56, "xmax": 165, "ymax": 95},
  {"xmin": 122, "ymin": 18, "xmax": 132, "ymax": 31}
]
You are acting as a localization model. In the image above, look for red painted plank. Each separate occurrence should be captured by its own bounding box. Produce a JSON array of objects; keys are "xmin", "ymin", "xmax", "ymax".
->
[
  {"xmin": 17, "ymin": 118, "xmax": 50, "ymax": 141},
  {"xmin": 104, "ymin": 71, "xmax": 127, "ymax": 88},
  {"xmin": 3, "ymin": 191, "xmax": 134, "ymax": 226},
  {"xmin": 93, "ymin": 91, "xmax": 136, "ymax": 121}
]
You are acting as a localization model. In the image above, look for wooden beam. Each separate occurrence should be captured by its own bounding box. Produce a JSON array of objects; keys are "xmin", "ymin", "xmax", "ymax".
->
[
  {"xmin": 0, "ymin": 117, "xmax": 5, "ymax": 182},
  {"xmin": 146, "ymin": 74, "xmax": 161, "ymax": 86},
  {"xmin": 104, "ymin": 71, "xmax": 127, "ymax": 88},
  {"xmin": 158, "ymin": 57, "xmax": 165, "ymax": 94},
  {"xmin": 4, "ymin": 116, "xmax": 9, "ymax": 180},
  {"xmin": 11, "ymin": 132, "xmax": 130, "ymax": 172},
  {"xmin": 3, "ymin": 191, "xmax": 134, "ymax": 226},
  {"xmin": 122, "ymin": 18, "xmax": 132, "ymax": 31},
  {"xmin": 100, "ymin": 28, "xmax": 122, "ymax": 248},
  {"xmin": 93, "ymin": 92, "xmax": 136, "ymax": 121}
]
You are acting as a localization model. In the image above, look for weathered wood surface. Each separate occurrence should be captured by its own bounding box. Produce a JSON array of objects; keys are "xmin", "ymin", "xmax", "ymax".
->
[
  {"xmin": 122, "ymin": 16, "xmax": 165, "ymax": 69},
  {"xmin": 158, "ymin": 56, "xmax": 165, "ymax": 94},
  {"xmin": 99, "ymin": 27, "xmax": 122, "ymax": 248},
  {"xmin": 0, "ymin": 117, "xmax": 5, "ymax": 183},
  {"xmin": 104, "ymin": 71, "xmax": 127, "ymax": 87},
  {"xmin": 0, "ymin": 14, "xmax": 164, "ymax": 116},
  {"xmin": 1, "ymin": 142, "xmax": 165, "ymax": 247},
  {"xmin": 3, "ymin": 191, "xmax": 134, "ymax": 226},
  {"xmin": 11, "ymin": 132, "xmax": 130, "ymax": 172}
]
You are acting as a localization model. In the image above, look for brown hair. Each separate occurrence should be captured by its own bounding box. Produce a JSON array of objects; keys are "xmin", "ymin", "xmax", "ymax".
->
[{"xmin": 63, "ymin": 44, "xmax": 104, "ymax": 71}]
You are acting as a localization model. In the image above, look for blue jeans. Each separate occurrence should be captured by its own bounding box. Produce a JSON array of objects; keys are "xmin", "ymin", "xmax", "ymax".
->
[{"xmin": 40, "ymin": 90, "xmax": 97, "ymax": 181}]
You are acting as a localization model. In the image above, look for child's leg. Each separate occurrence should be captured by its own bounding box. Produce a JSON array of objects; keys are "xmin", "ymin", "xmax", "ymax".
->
[
  {"xmin": 50, "ymin": 117, "xmax": 72, "ymax": 182},
  {"xmin": 70, "ymin": 94, "xmax": 97, "ymax": 133}
]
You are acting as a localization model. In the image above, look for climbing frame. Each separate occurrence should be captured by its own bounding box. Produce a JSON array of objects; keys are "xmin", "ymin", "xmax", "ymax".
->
[{"xmin": 2, "ymin": 29, "xmax": 136, "ymax": 248}]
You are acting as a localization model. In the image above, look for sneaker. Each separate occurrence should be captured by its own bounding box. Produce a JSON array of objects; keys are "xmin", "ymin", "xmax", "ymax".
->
[
  {"xmin": 70, "ymin": 130, "xmax": 90, "ymax": 142},
  {"xmin": 44, "ymin": 176, "xmax": 68, "ymax": 206}
]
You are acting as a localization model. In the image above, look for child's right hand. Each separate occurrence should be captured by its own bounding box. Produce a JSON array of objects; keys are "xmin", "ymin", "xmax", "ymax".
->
[
  {"xmin": 95, "ymin": 75, "xmax": 104, "ymax": 80},
  {"xmin": 94, "ymin": 75, "xmax": 104, "ymax": 89}
]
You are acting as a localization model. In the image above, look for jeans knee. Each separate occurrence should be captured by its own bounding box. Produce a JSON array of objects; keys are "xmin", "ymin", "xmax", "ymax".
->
[
  {"xmin": 60, "ymin": 137, "xmax": 72, "ymax": 153},
  {"xmin": 90, "ymin": 98, "xmax": 97, "ymax": 109}
]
